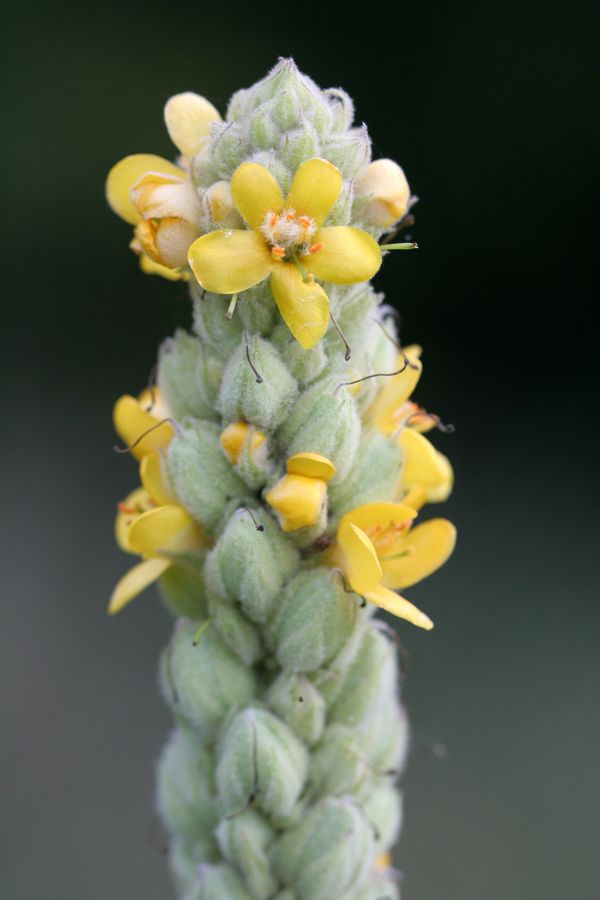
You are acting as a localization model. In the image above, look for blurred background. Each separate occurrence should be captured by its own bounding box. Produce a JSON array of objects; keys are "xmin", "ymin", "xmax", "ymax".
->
[{"xmin": 2, "ymin": 2, "xmax": 598, "ymax": 898}]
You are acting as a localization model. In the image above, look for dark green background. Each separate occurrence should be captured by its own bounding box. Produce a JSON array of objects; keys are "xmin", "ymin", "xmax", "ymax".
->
[{"xmin": 2, "ymin": 3, "xmax": 598, "ymax": 898}]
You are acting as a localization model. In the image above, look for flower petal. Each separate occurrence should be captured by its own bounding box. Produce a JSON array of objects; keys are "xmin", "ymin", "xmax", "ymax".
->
[
  {"xmin": 140, "ymin": 453, "xmax": 175, "ymax": 506},
  {"xmin": 364, "ymin": 583, "xmax": 433, "ymax": 630},
  {"xmin": 131, "ymin": 173, "xmax": 202, "ymax": 223},
  {"xmin": 108, "ymin": 557, "xmax": 171, "ymax": 615},
  {"xmin": 231, "ymin": 162, "xmax": 284, "ymax": 230},
  {"xmin": 304, "ymin": 226, "xmax": 382, "ymax": 284},
  {"xmin": 164, "ymin": 92, "xmax": 221, "ymax": 157},
  {"xmin": 381, "ymin": 518, "xmax": 456, "ymax": 589},
  {"xmin": 106, "ymin": 154, "xmax": 183, "ymax": 225},
  {"xmin": 266, "ymin": 473, "xmax": 327, "ymax": 532},
  {"xmin": 187, "ymin": 230, "xmax": 272, "ymax": 294},
  {"xmin": 285, "ymin": 158, "xmax": 342, "ymax": 226},
  {"xmin": 128, "ymin": 505, "xmax": 202, "ymax": 557},
  {"xmin": 366, "ymin": 345, "xmax": 423, "ymax": 432},
  {"xmin": 154, "ymin": 218, "xmax": 202, "ymax": 269},
  {"xmin": 399, "ymin": 428, "xmax": 448, "ymax": 489},
  {"xmin": 113, "ymin": 395, "xmax": 174, "ymax": 460},
  {"xmin": 339, "ymin": 502, "xmax": 417, "ymax": 536},
  {"xmin": 287, "ymin": 452, "xmax": 336, "ymax": 481},
  {"xmin": 270, "ymin": 263, "xmax": 330, "ymax": 349},
  {"xmin": 139, "ymin": 253, "xmax": 187, "ymax": 281},
  {"xmin": 337, "ymin": 522, "xmax": 382, "ymax": 595},
  {"xmin": 220, "ymin": 422, "xmax": 266, "ymax": 464},
  {"xmin": 115, "ymin": 487, "xmax": 152, "ymax": 552}
]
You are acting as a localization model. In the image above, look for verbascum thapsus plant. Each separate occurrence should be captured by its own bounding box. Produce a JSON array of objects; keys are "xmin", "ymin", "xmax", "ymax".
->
[{"xmin": 107, "ymin": 58, "xmax": 456, "ymax": 900}]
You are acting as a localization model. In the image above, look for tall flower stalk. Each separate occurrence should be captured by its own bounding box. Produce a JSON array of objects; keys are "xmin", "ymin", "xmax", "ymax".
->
[{"xmin": 107, "ymin": 59, "xmax": 455, "ymax": 900}]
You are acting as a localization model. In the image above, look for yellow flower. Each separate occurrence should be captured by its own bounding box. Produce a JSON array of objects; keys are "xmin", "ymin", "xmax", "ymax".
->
[
  {"xmin": 220, "ymin": 422, "xmax": 267, "ymax": 464},
  {"xmin": 266, "ymin": 453, "xmax": 336, "ymax": 532},
  {"xmin": 109, "ymin": 453, "xmax": 206, "ymax": 614},
  {"xmin": 105, "ymin": 92, "xmax": 221, "ymax": 278},
  {"xmin": 187, "ymin": 158, "xmax": 382, "ymax": 348},
  {"xmin": 330, "ymin": 502, "xmax": 456, "ymax": 629},
  {"xmin": 355, "ymin": 158, "xmax": 411, "ymax": 228},
  {"xmin": 367, "ymin": 344, "xmax": 453, "ymax": 508},
  {"xmin": 113, "ymin": 389, "xmax": 174, "ymax": 461}
]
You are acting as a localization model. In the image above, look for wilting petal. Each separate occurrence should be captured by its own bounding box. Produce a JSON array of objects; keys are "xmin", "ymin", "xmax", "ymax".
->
[
  {"xmin": 285, "ymin": 158, "xmax": 342, "ymax": 226},
  {"xmin": 113, "ymin": 394, "xmax": 174, "ymax": 460},
  {"xmin": 337, "ymin": 521, "xmax": 382, "ymax": 595},
  {"xmin": 367, "ymin": 345, "xmax": 423, "ymax": 431},
  {"xmin": 131, "ymin": 173, "xmax": 202, "ymax": 224},
  {"xmin": 231, "ymin": 162, "xmax": 285, "ymax": 230},
  {"xmin": 140, "ymin": 453, "xmax": 174, "ymax": 506},
  {"xmin": 188, "ymin": 229, "xmax": 273, "ymax": 294},
  {"xmin": 115, "ymin": 487, "xmax": 153, "ymax": 553},
  {"xmin": 108, "ymin": 557, "xmax": 171, "ymax": 615},
  {"xmin": 287, "ymin": 452, "xmax": 336, "ymax": 481},
  {"xmin": 128, "ymin": 505, "xmax": 202, "ymax": 557},
  {"xmin": 381, "ymin": 518, "xmax": 456, "ymax": 590},
  {"xmin": 266, "ymin": 473, "xmax": 327, "ymax": 532},
  {"xmin": 153, "ymin": 218, "xmax": 201, "ymax": 269},
  {"xmin": 270, "ymin": 263, "xmax": 330, "ymax": 349},
  {"xmin": 365, "ymin": 583, "xmax": 433, "ymax": 630},
  {"xmin": 164, "ymin": 92, "xmax": 221, "ymax": 157},
  {"xmin": 304, "ymin": 226, "xmax": 382, "ymax": 284},
  {"xmin": 139, "ymin": 253, "xmax": 186, "ymax": 281},
  {"xmin": 399, "ymin": 428, "xmax": 448, "ymax": 489},
  {"xmin": 106, "ymin": 154, "xmax": 183, "ymax": 225}
]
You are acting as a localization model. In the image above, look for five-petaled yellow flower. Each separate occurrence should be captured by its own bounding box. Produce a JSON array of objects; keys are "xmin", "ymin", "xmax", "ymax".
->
[
  {"xmin": 106, "ymin": 92, "xmax": 221, "ymax": 279},
  {"xmin": 187, "ymin": 158, "xmax": 382, "ymax": 348},
  {"xmin": 329, "ymin": 502, "xmax": 456, "ymax": 629},
  {"xmin": 266, "ymin": 453, "xmax": 336, "ymax": 531},
  {"xmin": 367, "ymin": 344, "xmax": 453, "ymax": 509},
  {"xmin": 110, "ymin": 453, "xmax": 206, "ymax": 614}
]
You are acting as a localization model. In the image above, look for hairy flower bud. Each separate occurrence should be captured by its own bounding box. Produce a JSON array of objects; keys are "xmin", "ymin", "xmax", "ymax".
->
[
  {"xmin": 158, "ymin": 555, "xmax": 209, "ymax": 620},
  {"xmin": 266, "ymin": 670, "xmax": 326, "ymax": 746},
  {"xmin": 216, "ymin": 707, "xmax": 309, "ymax": 820},
  {"xmin": 202, "ymin": 180, "xmax": 243, "ymax": 229},
  {"xmin": 271, "ymin": 797, "xmax": 375, "ymax": 900},
  {"xmin": 156, "ymin": 727, "xmax": 218, "ymax": 842},
  {"xmin": 215, "ymin": 809, "xmax": 278, "ymax": 900},
  {"xmin": 192, "ymin": 863, "xmax": 255, "ymax": 900},
  {"xmin": 160, "ymin": 622, "xmax": 256, "ymax": 741},
  {"xmin": 166, "ymin": 421, "xmax": 248, "ymax": 533},
  {"xmin": 158, "ymin": 330, "xmax": 217, "ymax": 421},
  {"xmin": 267, "ymin": 568, "xmax": 359, "ymax": 672}
]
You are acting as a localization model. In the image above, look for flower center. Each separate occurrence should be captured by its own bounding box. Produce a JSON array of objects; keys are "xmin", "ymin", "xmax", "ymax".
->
[
  {"xmin": 366, "ymin": 520, "xmax": 410, "ymax": 557},
  {"xmin": 261, "ymin": 208, "xmax": 319, "ymax": 259}
]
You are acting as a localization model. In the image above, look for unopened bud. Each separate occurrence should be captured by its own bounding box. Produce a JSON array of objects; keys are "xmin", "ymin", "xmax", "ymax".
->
[
  {"xmin": 202, "ymin": 180, "xmax": 244, "ymax": 229},
  {"xmin": 363, "ymin": 783, "xmax": 404, "ymax": 855},
  {"xmin": 158, "ymin": 555, "xmax": 209, "ymax": 620},
  {"xmin": 270, "ymin": 797, "xmax": 375, "ymax": 899},
  {"xmin": 158, "ymin": 330, "xmax": 216, "ymax": 421},
  {"xmin": 266, "ymin": 671, "xmax": 326, "ymax": 746},
  {"xmin": 160, "ymin": 621, "xmax": 256, "ymax": 742},
  {"xmin": 355, "ymin": 159, "xmax": 411, "ymax": 229},
  {"xmin": 308, "ymin": 724, "xmax": 369, "ymax": 800},
  {"xmin": 156, "ymin": 727, "xmax": 217, "ymax": 842},
  {"xmin": 193, "ymin": 863, "xmax": 255, "ymax": 900},
  {"xmin": 215, "ymin": 809, "xmax": 278, "ymax": 900},
  {"xmin": 216, "ymin": 707, "xmax": 309, "ymax": 820}
]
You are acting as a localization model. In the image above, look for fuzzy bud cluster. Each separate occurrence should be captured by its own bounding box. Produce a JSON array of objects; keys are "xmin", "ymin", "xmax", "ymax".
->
[{"xmin": 107, "ymin": 58, "xmax": 455, "ymax": 900}]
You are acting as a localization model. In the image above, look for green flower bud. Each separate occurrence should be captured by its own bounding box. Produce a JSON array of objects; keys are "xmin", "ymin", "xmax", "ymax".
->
[
  {"xmin": 266, "ymin": 671, "xmax": 326, "ymax": 746},
  {"xmin": 208, "ymin": 597, "xmax": 262, "ymax": 666},
  {"xmin": 349, "ymin": 875, "xmax": 400, "ymax": 900},
  {"xmin": 328, "ymin": 432, "xmax": 403, "ymax": 525},
  {"xmin": 270, "ymin": 323, "xmax": 328, "ymax": 386},
  {"xmin": 325, "ymin": 87, "xmax": 355, "ymax": 132},
  {"xmin": 168, "ymin": 839, "xmax": 218, "ymax": 897},
  {"xmin": 271, "ymin": 87, "xmax": 300, "ymax": 132},
  {"xmin": 271, "ymin": 797, "xmax": 375, "ymax": 900},
  {"xmin": 205, "ymin": 507, "xmax": 299, "ymax": 624},
  {"xmin": 156, "ymin": 727, "xmax": 218, "ymax": 842},
  {"xmin": 165, "ymin": 421, "xmax": 248, "ymax": 534},
  {"xmin": 363, "ymin": 782, "xmax": 403, "ymax": 853},
  {"xmin": 212, "ymin": 123, "xmax": 251, "ymax": 177},
  {"xmin": 237, "ymin": 282, "xmax": 276, "ymax": 335},
  {"xmin": 327, "ymin": 626, "xmax": 398, "ymax": 728},
  {"xmin": 158, "ymin": 330, "xmax": 216, "ymax": 421},
  {"xmin": 196, "ymin": 343, "xmax": 224, "ymax": 410},
  {"xmin": 357, "ymin": 701, "xmax": 409, "ymax": 776},
  {"xmin": 249, "ymin": 102, "xmax": 280, "ymax": 150},
  {"xmin": 193, "ymin": 290, "xmax": 243, "ymax": 359},
  {"xmin": 160, "ymin": 621, "xmax": 256, "ymax": 742},
  {"xmin": 216, "ymin": 707, "xmax": 309, "ymax": 820},
  {"xmin": 324, "ymin": 126, "xmax": 372, "ymax": 178},
  {"xmin": 191, "ymin": 863, "xmax": 255, "ymax": 900},
  {"xmin": 233, "ymin": 432, "xmax": 273, "ymax": 490},
  {"xmin": 218, "ymin": 336, "xmax": 298, "ymax": 432},
  {"xmin": 311, "ymin": 617, "xmax": 367, "ymax": 706},
  {"xmin": 158, "ymin": 555, "xmax": 209, "ymax": 620},
  {"xmin": 308, "ymin": 724, "xmax": 369, "ymax": 800},
  {"xmin": 215, "ymin": 808, "xmax": 278, "ymax": 900},
  {"xmin": 277, "ymin": 376, "xmax": 361, "ymax": 482},
  {"xmin": 267, "ymin": 568, "xmax": 359, "ymax": 673},
  {"xmin": 283, "ymin": 125, "xmax": 321, "ymax": 172}
]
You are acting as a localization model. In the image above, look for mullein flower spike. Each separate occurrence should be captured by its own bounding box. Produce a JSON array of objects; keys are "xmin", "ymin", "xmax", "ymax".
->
[{"xmin": 107, "ymin": 58, "xmax": 456, "ymax": 900}]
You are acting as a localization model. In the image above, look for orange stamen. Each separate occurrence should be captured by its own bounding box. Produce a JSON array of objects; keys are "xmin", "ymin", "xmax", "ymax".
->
[
  {"xmin": 269, "ymin": 213, "xmax": 279, "ymax": 227},
  {"xmin": 309, "ymin": 242, "xmax": 324, "ymax": 254},
  {"xmin": 271, "ymin": 245, "xmax": 285, "ymax": 259},
  {"xmin": 297, "ymin": 216, "xmax": 311, "ymax": 226},
  {"xmin": 286, "ymin": 212, "xmax": 295, "ymax": 221}
]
